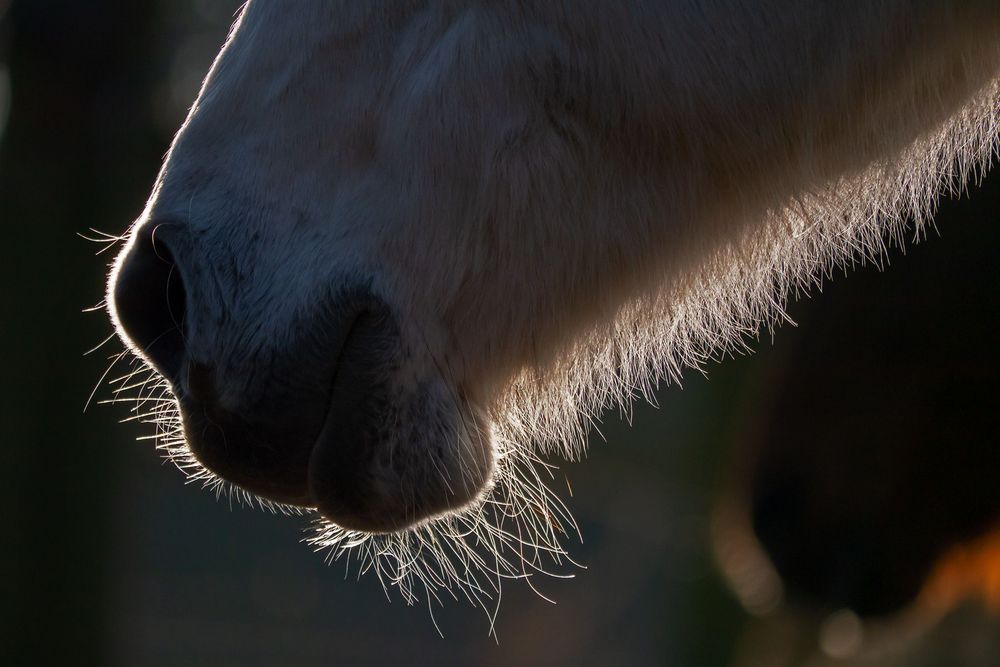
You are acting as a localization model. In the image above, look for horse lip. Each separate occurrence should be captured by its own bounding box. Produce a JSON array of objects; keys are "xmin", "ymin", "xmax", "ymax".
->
[
  {"xmin": 305, "ymin": 308, "xmax": 372, "ymax": 507},
  {"xmin": 211, "ymin": 308, "xmax": 367, "ymax": 511},
  {"xmin": 305, "ymin": 300, "xmax": 493, "ymax": 534},
  {"xmin": 306, "ymin": 302, "xmax": 414, "ymax": 532},
  {"xmin": 174, "ymin": 297, "xmax": 372, "ymax": 511}
]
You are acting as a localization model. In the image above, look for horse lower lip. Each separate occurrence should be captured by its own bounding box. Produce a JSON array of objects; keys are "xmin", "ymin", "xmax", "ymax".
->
[
  {"xmin": 307, "ymin": 301, "xmax": 494, "ymax": 533},
  {"xmin": 306, "ymin": 304, "xmax": 417, "ymax": 531},
  {"xmin": 305, "ymin": 313, "xmax": 362, "ymax": 500}
]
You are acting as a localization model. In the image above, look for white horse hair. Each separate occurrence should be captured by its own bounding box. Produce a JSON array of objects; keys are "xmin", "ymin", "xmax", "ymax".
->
[{"xmin": 107, "ymin": 1, "xmax": 1000, "ymax": 616}]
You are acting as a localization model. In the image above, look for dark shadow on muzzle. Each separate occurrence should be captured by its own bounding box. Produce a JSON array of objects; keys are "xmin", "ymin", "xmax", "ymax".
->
[{"xmin": 112, "ymin": 222, "xmax": 493, "ymax": 533}]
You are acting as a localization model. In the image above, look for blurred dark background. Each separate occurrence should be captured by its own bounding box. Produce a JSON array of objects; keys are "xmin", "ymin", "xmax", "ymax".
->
[{"xmin": 1, "ymin": 2, "xmax": 998, "ymax": 665}]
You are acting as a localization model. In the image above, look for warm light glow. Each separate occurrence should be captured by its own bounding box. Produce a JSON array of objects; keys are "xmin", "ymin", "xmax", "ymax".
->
[{"xmin": 919, "ymin": 525, "xmax": 1000, "ymax": 614}]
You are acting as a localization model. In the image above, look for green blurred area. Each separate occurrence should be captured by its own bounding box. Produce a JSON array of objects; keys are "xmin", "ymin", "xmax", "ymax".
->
[{"xmin": 1, "ymin": 2, "xmax": 997, "ymax": 665}]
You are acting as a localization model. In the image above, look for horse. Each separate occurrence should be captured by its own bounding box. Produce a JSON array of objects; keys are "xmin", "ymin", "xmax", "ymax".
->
[{"xmin": 107, "ymin": 1, "xmax": 1000, "ymax": 608}]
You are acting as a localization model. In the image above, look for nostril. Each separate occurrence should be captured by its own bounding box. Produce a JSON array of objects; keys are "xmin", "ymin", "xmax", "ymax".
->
[{"xmin": 112, "ymin": 225, "xmax": 187, "ymax": 381}]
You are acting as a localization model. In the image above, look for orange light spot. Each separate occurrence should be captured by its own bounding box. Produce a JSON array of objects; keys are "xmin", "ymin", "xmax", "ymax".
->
[{"xmin": 919, "ymin": 525, "xmax": 1000, "ymax": 614}]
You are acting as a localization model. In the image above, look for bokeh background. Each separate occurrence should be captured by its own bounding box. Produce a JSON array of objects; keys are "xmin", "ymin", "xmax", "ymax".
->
[{"xmin": 2, "ymin": 2, "xmax": 998, "ymax": 665}]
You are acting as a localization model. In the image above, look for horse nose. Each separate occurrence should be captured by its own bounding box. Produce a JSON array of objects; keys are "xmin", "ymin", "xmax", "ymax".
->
[
  {"xmin": 111, "ymin": 224, "xmax": 320, "ymax": 508},
  {"xmin": 112, "ymin": 224, "xmax": 187, "ymax": 381}
]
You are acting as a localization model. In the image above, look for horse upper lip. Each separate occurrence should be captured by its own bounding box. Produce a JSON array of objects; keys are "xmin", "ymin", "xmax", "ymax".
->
[{"xmin": 176, "ymin": 297, "xmax": 374, "ymax": 510}]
